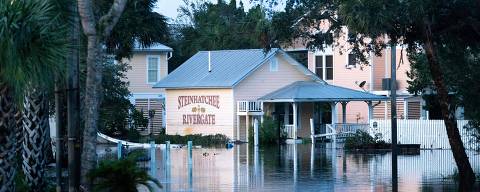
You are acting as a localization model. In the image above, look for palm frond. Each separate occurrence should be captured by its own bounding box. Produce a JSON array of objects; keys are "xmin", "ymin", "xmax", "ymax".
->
[{"xmin": 0, "ymin": 0, "xmax": 68, "ymax": 102}]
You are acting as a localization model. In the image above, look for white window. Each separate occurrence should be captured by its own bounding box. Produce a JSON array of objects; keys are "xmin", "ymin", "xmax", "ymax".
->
[
  {"xmin": 147, "ymin": 56, "xmax": 160, "ymax": 83},
  {"xmin": 315, "ymin": 55, "xmax": 333, "ymax": 80},
  {"xmin": 269, "ymin": 57, "xmax": 278, "ymax": 72}
]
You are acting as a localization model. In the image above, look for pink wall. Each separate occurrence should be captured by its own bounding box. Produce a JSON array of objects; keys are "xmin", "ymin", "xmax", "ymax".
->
[{"xmin": 304, "ymin": 46, "xmax": 411, "ymax": 123}]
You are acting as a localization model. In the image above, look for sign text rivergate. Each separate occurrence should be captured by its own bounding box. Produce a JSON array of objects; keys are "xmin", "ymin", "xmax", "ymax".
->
[{"xmin": 178, "ymin": 95, "xmax": 220, "ymax": 125}]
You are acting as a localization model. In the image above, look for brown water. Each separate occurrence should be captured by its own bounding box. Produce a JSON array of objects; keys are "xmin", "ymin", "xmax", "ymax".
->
[{"xmin": 146, "ymin": 144, "xmax": 480, "ymax": 191}]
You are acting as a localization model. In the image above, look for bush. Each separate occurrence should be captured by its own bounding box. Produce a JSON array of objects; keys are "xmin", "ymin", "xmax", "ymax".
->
[
  {"xmin": 248, "ymin": 116, "xmax": 279, "ymax": 145},
  {"xmin": 154, "ymin": 134, "xmax": 229, "ymax": 147},
  {"xmin": 89, "ymin": 153, "xmax": 161, "ymax": 192},
  {"xmin": 344, "ymin": 130, "xmax": 388, "ymax": 149}
]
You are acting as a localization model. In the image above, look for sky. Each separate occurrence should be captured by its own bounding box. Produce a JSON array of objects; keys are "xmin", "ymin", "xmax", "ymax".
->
[{"xmin": 154, "ymin": 0, "xmax": 284, "ymax": 22}]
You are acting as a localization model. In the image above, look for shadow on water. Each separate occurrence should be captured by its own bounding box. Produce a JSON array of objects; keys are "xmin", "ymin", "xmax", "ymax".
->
[{"xmin": 149, "ymin": 143, "xmax": 480, "ymax": 191}]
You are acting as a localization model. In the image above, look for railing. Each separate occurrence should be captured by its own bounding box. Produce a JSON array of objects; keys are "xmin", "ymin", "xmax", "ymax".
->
[
  {"xmin": 281, "ymin": 124, "xmax": 296, "ymax": 139},
  {"xmin": 334, "ymin": 123, "xmax": 370, "ymax": 138},
  {"xmin": 237, "ymin": 101, "xmax": 263, "ymax": 112}
]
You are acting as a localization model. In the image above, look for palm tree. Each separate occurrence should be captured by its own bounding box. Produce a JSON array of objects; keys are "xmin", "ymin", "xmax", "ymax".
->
[
  {"xmin": 22, "ymin": 89, "xmax": 52, "ymax": 190},
  {"xmin": 0, "ymin": 0, "xmax": 67, "ymax": 190}
]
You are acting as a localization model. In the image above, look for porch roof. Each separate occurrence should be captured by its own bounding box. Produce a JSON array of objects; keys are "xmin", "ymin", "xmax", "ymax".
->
[{"xmin": 258, "ymin": 81, "xmax": 388, "ymax": 102}]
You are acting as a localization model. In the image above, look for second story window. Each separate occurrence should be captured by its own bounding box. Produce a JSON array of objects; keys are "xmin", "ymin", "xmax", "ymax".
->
[
  {"xmin": 147, "ymin": 56, "xmax": 159, "ymax": 83},
  {"xmin": 315, "ymin": 55, "xmax": 334, "ymax": 80}
]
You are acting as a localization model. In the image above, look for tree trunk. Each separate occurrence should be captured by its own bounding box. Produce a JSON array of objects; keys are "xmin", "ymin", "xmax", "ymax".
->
[
  {"xmin": 423, "ymin": 25, "xmax": 475, "ymax": 188},
  {"xmin": 80, "ymin": 34, "xmax": 101, "ymax": 191},
  {"xmin": 22, "ymin": 89, "xmax": 51, "ymax": 191},
  {"xmin": 0, "ymin": 84, "xmax": 16, "ymax": 191},
  {"xmin": 77, "ymin": 0, "xmax": 127, "ymax": 190}
]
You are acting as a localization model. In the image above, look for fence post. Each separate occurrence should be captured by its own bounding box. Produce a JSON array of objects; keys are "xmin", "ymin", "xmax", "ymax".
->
[
  {"xmin": 150, "ymin": 141, "xmax": 156, "ymax": 177},
  {"xmin": 165, "ymin": 141, "xmax": 170, "ymax": 166},
  {"xmin": 310, "ymin": 118, "xmax": 315, "ymax": 144},
  {"xmin": 187, "ymin": 140, "xmax": 193, "ymax": 189},
  {"xmin": 117, "ymin": 142, "xmax": 122, "ymax": 160},
  {"xmin": 254, "ymin": 118, "xmax": 259, "ymax": 146}
]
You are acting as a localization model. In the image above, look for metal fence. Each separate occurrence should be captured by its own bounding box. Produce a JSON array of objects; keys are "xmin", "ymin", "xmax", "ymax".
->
[{"xmin": 370, "ymin": 119, "xmax": 478, "ymax": 149}]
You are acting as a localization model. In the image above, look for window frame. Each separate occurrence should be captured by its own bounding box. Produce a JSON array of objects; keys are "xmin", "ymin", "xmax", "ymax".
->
[
  {"xmin": 146, "ymin": 55, "xmax": 161, "ymax": 84},
  {"xmin": 314, "ymin": 54, "xmax": 334, "ymax": 81}
]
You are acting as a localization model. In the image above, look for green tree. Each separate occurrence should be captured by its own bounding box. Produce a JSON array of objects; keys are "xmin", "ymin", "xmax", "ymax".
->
[
  {"xmin": 77, "ymin": 0, "xmax": 170, "ymax": 189},
  {"xmin": 266, "ymin": 0, "xmax": 480, "ymax": 187},
  {"xmin": 99, "ymin": 57, "xmax": 132, "ymax": 137},
  {"xmin": 0, "ymin": 0, "xmax": 67, "ymax": 190},
  {"xmin": 169, "ymin": 0, "xmax": 270, "ymax": 71},
  {"xmin": 407, "ymin": 43, "xmax": 480, "ymax": 148}
]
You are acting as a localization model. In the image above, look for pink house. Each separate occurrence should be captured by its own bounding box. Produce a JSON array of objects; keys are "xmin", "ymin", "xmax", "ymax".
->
[{"xmin": 285, "ymin": 44, "xmax": 426, "ymax": 124}]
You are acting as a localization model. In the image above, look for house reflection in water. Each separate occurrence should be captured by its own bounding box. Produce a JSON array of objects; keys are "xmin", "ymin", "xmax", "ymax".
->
[{"xmin": 153, "ymin": 144, "xmax": 480, "ymax": 191}]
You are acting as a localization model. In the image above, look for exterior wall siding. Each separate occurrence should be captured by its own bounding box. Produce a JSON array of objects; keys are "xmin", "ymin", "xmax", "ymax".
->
[
  {"xmin": 233, "ymin": 55, "xmax": 311, "ymax": 101},
  {"xmin": 165, "ymin": 88, "xmax": 235, "ymax": 138},
  {"xmin": 305, "ymin": 42, "xmax": 415, "ymax": 122},
  {"xmin": 125, "ymin": 52, "xmax": 169, "ymax": 93},
  {"xmin": 233, "ymin": 55, "xmax": 311, "ymax": 139}
]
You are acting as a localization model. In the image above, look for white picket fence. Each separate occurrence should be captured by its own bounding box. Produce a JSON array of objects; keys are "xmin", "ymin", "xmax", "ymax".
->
[{"xmin": 369, "ymin": 119, "xmax": 478, "ymax": 149}]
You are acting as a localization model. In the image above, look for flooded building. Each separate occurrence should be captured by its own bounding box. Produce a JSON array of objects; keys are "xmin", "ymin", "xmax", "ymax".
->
[{"xmin": 154, "ymin": 49, "xmax": 386, "ymax": 141}]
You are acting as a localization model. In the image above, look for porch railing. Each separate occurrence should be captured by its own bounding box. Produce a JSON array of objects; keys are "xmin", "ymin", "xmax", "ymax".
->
[
  {"xmin": 237, "ymin": 101, "xmax": 263, "ymax": 112},
  {"xmin": 281, "ymin": 124, "xmax": 296, "ymax": 139},
  {"xmin": 334, "ymin": 123, "xmax": 369, "ymax": 138}
]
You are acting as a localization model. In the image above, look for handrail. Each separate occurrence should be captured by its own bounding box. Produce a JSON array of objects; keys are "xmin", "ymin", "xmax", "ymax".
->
[
  {"xmin": 237, "ymin": 101, "xmax": 263, "ymax": 112},
  {"xmin": 281, "ymin": 124, "xmax": 296, "ymax": 139}
]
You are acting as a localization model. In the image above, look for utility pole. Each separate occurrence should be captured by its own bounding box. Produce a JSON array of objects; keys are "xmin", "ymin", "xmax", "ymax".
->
[
  {"xmin": 67, "ymin": 1, "xmax": 81, "ymax": 191},
  {"xmin": 390, "ymin": 43, "xmax": 398, "ymax": 192},
  {"xmin": 54, "ymin": 80, "xmax": 65, "ymax": 192}
]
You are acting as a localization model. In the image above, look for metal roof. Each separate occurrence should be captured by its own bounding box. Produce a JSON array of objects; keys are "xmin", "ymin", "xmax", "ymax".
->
[
  {"xmin": 133, "ymin": 42, "xmax": 173, "ymax": 52},
  {"xmin": 259, "ymin": 81, "xmax": 388, "ymax": 102},
  {"xmin": 153, "ymin": 49, "xmax": 321, "ymax": 89}
]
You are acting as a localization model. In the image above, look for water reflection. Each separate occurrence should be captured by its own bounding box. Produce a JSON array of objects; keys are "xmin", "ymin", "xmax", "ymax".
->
[{"xmin": 154, "ymin": 144, "xmax": 480, "ymax": 191}]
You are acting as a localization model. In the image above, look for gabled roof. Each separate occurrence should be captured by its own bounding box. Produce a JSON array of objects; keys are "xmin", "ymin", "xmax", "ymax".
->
[
  {"xmin": 133, "ymin": 42, "xmax": 173, "ymax": 52},
  {"xmin": 153, "ymin": 49, "xmax": 321, "ymax": 89},
  {"xmin": 259, "ymin": 81, "xmax": 388, "ymax": 102}
]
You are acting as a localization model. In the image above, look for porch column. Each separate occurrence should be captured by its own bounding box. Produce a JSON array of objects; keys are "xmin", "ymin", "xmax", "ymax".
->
[
  {"xmin": 284, "ymin": 103, "xmax": 290, "ymax": 125},
  {"xmin": 330, "ymin": 102, "xmax": 337, "ymax": 126},
  {"xmin": 246, "ymin": 115, "xmax": 250, "ymax": 142},
  {"xmin": 292, "ymin": 102, "xmax": 298, "ymax": 139},
  {"xmin": 341, "ymin": 102, "xmax": 348, "ymax": 124},
  {"xmin": 367, "ymin": 101, "xmax": 373, "ymax": 123},
  {"xmin": 236, "ymin": 115, "xmax": 240, "ymax": 140}
]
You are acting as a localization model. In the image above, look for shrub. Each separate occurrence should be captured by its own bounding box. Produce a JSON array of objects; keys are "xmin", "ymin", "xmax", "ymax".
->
[
  {"xmin": 344, "ymin": 130, "xmax": 388, "ymax": 149},
  {"xmin": 154, "ymin": 134, "xmax": 229, "ymax": 147},
  {"xmin": 88, "ymin": 153, "xmax": 161, "ymax": 192},
  {"xmin": 248, "ymin": 116, "xmax": 279, "ymax": 145}
]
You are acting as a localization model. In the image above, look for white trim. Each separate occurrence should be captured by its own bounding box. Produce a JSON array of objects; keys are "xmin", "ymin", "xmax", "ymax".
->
[{"xmin": 146, "ymin": 55, "xmax": 161, "ymax": 84}]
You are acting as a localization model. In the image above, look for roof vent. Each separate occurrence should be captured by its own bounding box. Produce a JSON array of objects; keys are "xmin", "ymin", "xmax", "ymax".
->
[{"xmin": 208, "ymin": 51, "xmax": 211, "ymax": 72}]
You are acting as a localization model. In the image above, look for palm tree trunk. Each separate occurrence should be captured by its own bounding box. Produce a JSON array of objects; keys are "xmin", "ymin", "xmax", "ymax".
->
[
  {"xmin": 22, "ymin": 89, "xmax": 51, "ymax": 191},
  {"xmin": 0, "ymin": 84, "xmax": 17, "ymax": 191},
  {"xmin": 14, "ymin": 106, "xmax": 23, "ymax": 158},
  {"xmin": 423, "ymin": 23, "xmax": 475, "ymax": 188}
]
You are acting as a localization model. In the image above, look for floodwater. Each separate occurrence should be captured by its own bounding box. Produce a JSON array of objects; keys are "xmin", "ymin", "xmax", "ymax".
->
[{"xmin": 147, "ymin": 144, "xmax": 480, "ymax": 191}]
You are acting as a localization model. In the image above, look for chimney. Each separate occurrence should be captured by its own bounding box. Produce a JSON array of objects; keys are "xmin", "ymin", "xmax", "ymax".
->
[{"xmin": 208, "ymin": 51, "xmax": 212, "ymax": 72}]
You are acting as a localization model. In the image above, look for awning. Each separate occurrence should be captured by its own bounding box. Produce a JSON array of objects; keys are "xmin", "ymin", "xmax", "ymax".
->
[{"xmin": 258, "ymin": 81, "xmax": 388, "ymax": 102}]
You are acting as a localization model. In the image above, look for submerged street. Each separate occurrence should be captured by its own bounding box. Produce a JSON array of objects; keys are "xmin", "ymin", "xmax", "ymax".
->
[{"xmin": 132, "ymin": 144, "xmax": 480, "ymax": 191}]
